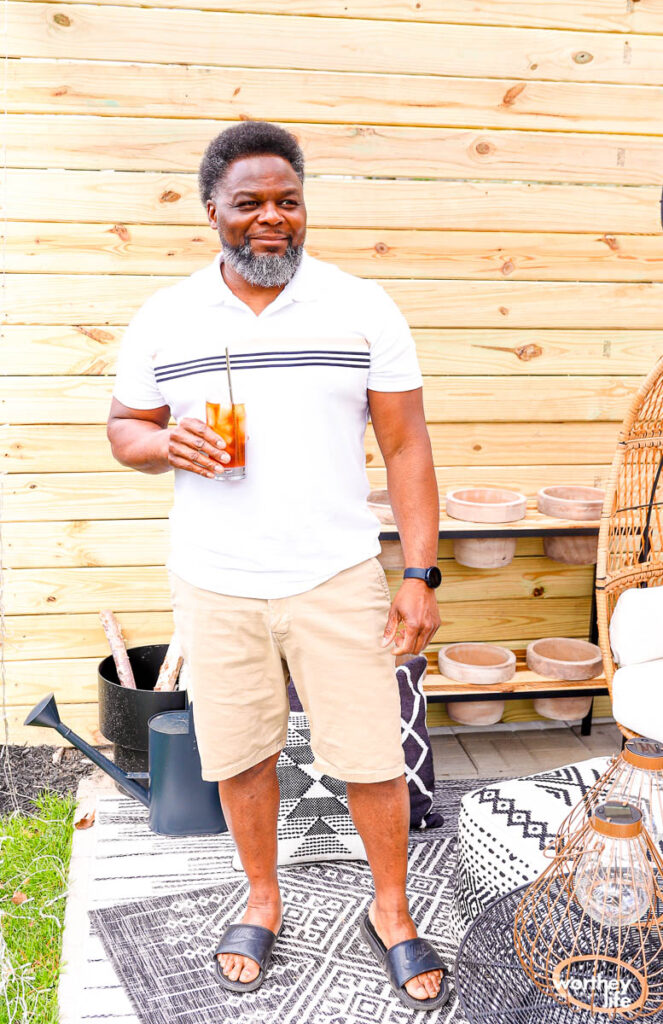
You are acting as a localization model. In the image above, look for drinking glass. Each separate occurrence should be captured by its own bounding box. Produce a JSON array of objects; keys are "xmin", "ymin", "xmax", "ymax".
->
[{"xmin": 205, "ymin": 396, "xmax": 246, "ymax": 481}]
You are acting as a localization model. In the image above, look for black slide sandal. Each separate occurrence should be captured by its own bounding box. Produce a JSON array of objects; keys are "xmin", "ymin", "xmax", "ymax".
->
[
  {"xmin": 359, "ymin": 911, "xmax": 450, "ymax": 1011},
  {"xmin": 213, "ymin": 922, "xmax": 283, "ymax": 993}
]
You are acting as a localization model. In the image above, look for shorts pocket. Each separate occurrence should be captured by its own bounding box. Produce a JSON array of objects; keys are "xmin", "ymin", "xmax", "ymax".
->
[{"xmin": 371, "ymin": 557, "xmax": 392, "ymax": 602}]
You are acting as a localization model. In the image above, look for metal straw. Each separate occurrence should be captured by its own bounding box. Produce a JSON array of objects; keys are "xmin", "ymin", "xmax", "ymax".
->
[{"xmin": 225, "ymin": 347, "xmax": 235, "ymax": 406}]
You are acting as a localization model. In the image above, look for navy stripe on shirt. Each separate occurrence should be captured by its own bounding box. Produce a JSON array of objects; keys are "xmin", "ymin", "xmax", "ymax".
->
[{"xmin": 154, "ymin": 350, "xmax": 370, "ymax": 383}]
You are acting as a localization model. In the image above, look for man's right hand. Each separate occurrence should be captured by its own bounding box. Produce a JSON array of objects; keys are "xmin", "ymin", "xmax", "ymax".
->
[{"xmin": 166, "ymin": 417, "xmax": 231, "ymax": 478}]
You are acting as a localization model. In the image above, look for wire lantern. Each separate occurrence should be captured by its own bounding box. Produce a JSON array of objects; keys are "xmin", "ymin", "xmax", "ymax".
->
[
  {"xmin": 514, "ymin": 801, "xmax": 663, "ymax": 1019},
  {"xmin": 553, "ymin": 739, "xmax": 663, "ymax": 854}
]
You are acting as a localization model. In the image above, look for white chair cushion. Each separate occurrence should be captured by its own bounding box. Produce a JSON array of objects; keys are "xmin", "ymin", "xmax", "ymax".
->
[
  {"xmin": 609, "ymin": 586, "xmax": 663, "ymax": 667},
  {"xmin": 612, "ymin": 659, "xmax": 663, "ymax": 741}
]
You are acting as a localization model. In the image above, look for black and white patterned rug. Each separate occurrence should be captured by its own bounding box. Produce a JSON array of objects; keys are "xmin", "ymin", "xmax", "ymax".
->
[{"xmin": 87, "ymin": 778, "xmax": 493, "ymax": 1024}]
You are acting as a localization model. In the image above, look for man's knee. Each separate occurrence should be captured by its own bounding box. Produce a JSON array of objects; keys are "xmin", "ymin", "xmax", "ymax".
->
[{"xmin": 219, "ymin": 751, "xmax": 281, "ymax": 788}]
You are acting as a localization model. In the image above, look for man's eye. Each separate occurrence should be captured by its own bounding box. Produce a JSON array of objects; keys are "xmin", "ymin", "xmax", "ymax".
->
[
  {"xmin": 238, "ymin": 201, "xmax": 257, "ymax": 208},
  {"xmin": 280, "ymin": 200, "xmax": 297, "ymax": 206}
]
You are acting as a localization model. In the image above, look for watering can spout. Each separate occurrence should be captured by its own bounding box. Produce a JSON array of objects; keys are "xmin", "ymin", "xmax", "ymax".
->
[{"xmin": 23, "ymin": 693, "xmax": 151, "ymax": 809}]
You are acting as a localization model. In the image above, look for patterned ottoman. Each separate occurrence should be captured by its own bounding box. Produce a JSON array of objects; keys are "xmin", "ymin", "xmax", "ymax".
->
[{"xmin": 453, "ymin": 757, "xmax": 610, "ymax": 936}]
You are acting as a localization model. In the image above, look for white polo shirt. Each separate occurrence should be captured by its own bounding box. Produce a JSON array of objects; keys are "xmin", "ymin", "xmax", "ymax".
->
[{"xmin": 113, "ymin": 249, "xmax": 423, "ymax": 598}]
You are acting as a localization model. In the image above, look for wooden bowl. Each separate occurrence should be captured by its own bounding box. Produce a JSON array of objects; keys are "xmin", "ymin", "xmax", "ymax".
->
[
  {"xmin": 533, "ymin": 696, "xmax": 593, "ymax": 722},
  {"xmin": 438, "ymin": 643, "xmax": 516, "ymax": 685},
  {"xmin": 536, "ymin": 485, "xmax": 604, "ymax": 521},
  {"xmin": 543, "ymin": 534, "xmax": 599, "ymax": 565},
  {"xmin": 526, "ymin": 637, "xmax": 603, "ymax": 680},
  {"xmin": 447, "ymin": 700, "xmax": 505, "ymax": 725},
  {"xmin": 446, "ymin": 487, "xmax": 527, "ymax": 524}
]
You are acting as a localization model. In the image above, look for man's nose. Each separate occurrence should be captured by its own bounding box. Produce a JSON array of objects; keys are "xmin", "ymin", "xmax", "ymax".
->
[{"xmin": 257, "ymin": 202, "xmax": 284, "ymax": 224}]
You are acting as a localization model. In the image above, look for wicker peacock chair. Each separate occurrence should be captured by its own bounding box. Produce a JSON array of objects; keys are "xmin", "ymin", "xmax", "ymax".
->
[{"xmin": 596, "ymin": 355, "xmax": 663, "ymax": 740}]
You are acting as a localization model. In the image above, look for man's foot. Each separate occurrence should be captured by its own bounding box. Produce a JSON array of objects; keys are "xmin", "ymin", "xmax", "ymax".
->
[
  {"xmin": 368, "ymin": 900, "xmax": 443, "ymax": 1002},
  {"xmin": 216, "ymin": 894, "xmax": 283, "ymax": 985}
]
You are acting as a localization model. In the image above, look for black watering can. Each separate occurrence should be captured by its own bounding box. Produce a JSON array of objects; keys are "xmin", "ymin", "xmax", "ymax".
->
[{"xmin": 24, "ymin": 693, "xmax": 227, "ymax": 837}]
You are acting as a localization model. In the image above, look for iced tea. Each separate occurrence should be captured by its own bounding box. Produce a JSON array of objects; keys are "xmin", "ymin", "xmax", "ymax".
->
[{"xmin": 205, "ymin": 401, "xmax": 246, "ymax": 480}]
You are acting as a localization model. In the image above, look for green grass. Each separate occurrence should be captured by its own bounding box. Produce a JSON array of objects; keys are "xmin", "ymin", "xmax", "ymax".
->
[{"xmin": 0, "ymin": 792, "xmax": 77, "ymax": 1024}]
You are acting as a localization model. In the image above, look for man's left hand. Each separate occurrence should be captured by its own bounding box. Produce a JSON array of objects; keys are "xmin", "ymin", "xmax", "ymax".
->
[{"xmin": 380, "ymin": 580, "xmax": 441, "ymax": 656}]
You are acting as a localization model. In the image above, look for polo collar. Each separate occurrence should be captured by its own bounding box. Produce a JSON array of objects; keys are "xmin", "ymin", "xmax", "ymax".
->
[{"xmin": 201, "ymin": 248, "xmax": 321, "ymax": 309}]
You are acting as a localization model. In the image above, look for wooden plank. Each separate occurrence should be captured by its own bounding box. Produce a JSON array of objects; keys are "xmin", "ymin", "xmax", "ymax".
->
[
  {"xmin": 56, "ymin": 1, "xmax": 660, "ymax": 36},
  {"xmin": 4, "ymin": 610, "xmax": 174, "ymax": 660},
  {"xmin": 7, "ymin": 114, "xmax": 663, "ymax": 185},
  {"xmin": 32, "ymin": 0, "xmax": 663, "ymax": 35},
  {"xmin": 2, "ymin": 327, "xmax": 659, "ymax": 378},
  {"xmin": 10, "ymin": 58, "xmax": 663, "ymax": 136},
  {"xmin": 3, "ymin": 519, "xmax": 170, "ymax": 567},
  {"xmin": 8, "ymin": 222, "xmax": 663, "ymax": 282},
  {"xmin": 6, "ymin": 275, "xmax": 663, "ymax": 328},
  {"xmin": 3, "ymin": 472, "xmax": 173, "ymax": 522},
  {"xmin": 8, "ymin": 172, "xmax": 660, "ymax": 233},
  {"xmin": 9, "ymin": 5, "xmax": 663, "ymax": 85},
  {"xmin": 3, "ymin": 522, "xmax": 548, "ymax": 568},
  {"xmin": 4, "ymin": 557, "xmax": 593, "ymax": 615},
  {"xmin": 424, "ymin": 669, "xmax": 606, "ymax": 696},
  {"xmin": 1, "ymin": 421, "xmax": 620, "ymax": 474},
  {"xmin": 2, "ymin": 596, "xmax": 589, "ymax": 660},
  {"xmin": 0, "ymin": 468, "xmax": 611, "ymax": 523},
  {"xmin": 0, "ymin": 375, "xmax": 637, "ymax": 424}
]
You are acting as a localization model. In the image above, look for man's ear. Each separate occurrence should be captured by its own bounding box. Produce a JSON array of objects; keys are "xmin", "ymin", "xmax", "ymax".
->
[{"xmin": 206, "ymin": 198, "xmax": 218, "ymax": 230}]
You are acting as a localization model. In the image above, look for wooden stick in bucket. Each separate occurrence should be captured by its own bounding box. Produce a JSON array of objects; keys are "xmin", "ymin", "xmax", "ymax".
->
[{"xmin": 99, "ymin": 610, "xmax": 136, "ymax": 689}]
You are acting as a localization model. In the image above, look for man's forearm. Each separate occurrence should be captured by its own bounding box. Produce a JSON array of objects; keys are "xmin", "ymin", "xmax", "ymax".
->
[
  {"xmin": 108, "ymin": 419, "xmax": 172, "ymax": 474},
  {"xmin": 384, "ymin": 442, "xmax": 439, "ymax": 567}
]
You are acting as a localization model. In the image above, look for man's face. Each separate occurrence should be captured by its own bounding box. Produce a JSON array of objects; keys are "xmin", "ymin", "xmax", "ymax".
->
[{"xmin": 206, "ymin": 154, "xmax": 307, "ymax": 287}]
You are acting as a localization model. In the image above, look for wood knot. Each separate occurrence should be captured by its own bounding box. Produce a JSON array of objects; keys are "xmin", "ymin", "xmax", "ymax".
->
[
  {"xmin": 499, "ymin": 306, "xmax": 509, "ymax": 316},
  {"xmin": 110, "ymin": 224, "xmax": 129, "ymax": 242},
  {"xmin": 501, "ymin": 83, "xmax": 526, "ymax": 107},
  {"xmin": 374, "ymin": 242, "xmax": 389, "ymax": 255},
  {"xmin": 532, "ymin": 586, "xmax": 544, "ymax": 597},
  {"xmin": 514, "ymin": 343, "xmax": 542, "ymax": 361},
  {"xmin": 29, "ymin": 483, "xmax": 37, "ymax": 490},
  {"xmin": 159, "ymin": 190, "xmax": 180, "ymax": 203},
  {"xmin": 475, "ymin": 141, "xmax": 492, "ymax": 156},
  {"xmin": 53, "ymin": 86, "xmax": 69, "ymax": 96},
  {"xmin": 365, "ymin": 453, "xmax": 374, "ymax": 463},
  {"xmin": 47, "ymin": 595, "xmax": 57, "ymax": 602},
  {"xmin": 353, "ymin": 126, "xmax": 376, "ymax": 137},
  {"xmin": 501, "ymin": 259, "xmax": 515, "ymax": 276},
  {"xmin": 573, "ymin": 51, "xmax": 593, "ymax": 64},
  {"xmin": 600, "ymin": 234, "xmax": 619, "ymax": 251},
  {"xmin": 472, "ymin": 444, "xmax": 482, "ymax": 451},
  {"xmin": 75, "ymin": 326, "xmax": 113, "ymax": 342},
  {"xmin": 232, "ymin": 87, "xmax": 241, "ymax": 97},
  {"xmin": 53, "ymin": 12, "xmax": 71, "ymax": 25}
]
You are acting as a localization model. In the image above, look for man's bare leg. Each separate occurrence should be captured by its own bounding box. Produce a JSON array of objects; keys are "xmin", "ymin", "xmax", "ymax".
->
[
  {"xmin": 215, "ymin": 751, "xmax": 282, "ymax": 985},
  {"xmin": 346, "ymin": 775, "xmax": 443, "ymax": 1002}
]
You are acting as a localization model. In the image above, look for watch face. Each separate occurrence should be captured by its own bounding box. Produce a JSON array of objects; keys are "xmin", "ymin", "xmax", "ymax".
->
[{"xmin": 425, "ymin": 566, "xmax": 442, "ymax": 588}]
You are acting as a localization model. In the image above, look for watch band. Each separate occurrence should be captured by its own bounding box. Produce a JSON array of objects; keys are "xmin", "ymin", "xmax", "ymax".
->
[{"xmin": 403, "ymin": 566, "xmax": 442, "ymax": 589}]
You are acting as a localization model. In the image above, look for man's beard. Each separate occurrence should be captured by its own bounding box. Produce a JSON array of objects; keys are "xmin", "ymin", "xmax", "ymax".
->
[{"xmin": 221, "ymin": 237, "xmax": 304, "ymax": 288}]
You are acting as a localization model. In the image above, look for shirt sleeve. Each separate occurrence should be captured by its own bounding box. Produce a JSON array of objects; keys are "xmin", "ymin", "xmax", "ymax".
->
[
  {"xmin": 365, "ymin": 283, "xmax": 423, "ymax": 392},
  {"xmin": 112, "ymin": 296, "xmax": 168, "ymax": 410}
]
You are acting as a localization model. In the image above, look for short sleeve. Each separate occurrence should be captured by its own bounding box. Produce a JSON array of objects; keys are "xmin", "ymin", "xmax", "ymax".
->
[
  {"xmin": 365, "ymin": 284, "xmax": 423, "ymax": 392},
  {"xmin": 113, "ymin": 296, "xmax": 168, "ymax": 410}
]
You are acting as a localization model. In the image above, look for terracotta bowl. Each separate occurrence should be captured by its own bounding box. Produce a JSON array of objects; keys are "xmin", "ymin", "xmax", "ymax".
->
[
  {"xmin": 533, "ymin": 696, "xmax": 593, "ymax": 722},
  {"xmin": 536, "ymin": 485, "xmax": 604, "ymax": 521},
  {"xmin": 367, "ymin": 489, "xmax": 395, "ymax": 525},
  {"xmin": 446, "ymin": 488, "xmax": 527, "ymax": 568},
  {"xmin": 446, "ymin": 487, "xmax": 528, "ymax": 524},
  {"xmin": 438, "ymin": 643, "xmax": 516, "ymax": 685},
  {"xmin": 526, "ymin": 637, "xmax": 603, "ymax": 681},
  {"xmin": 537, "ymin": 485, "xmax": 604, "ymax": 564},
  {"xmin": 446, "ymin": 700, "xmax": 505, "ymax": 726}
]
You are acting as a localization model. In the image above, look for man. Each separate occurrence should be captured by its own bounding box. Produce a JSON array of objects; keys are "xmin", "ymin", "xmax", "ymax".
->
[{"xmin": 107, "ymin": 121, "xmax": 447, "ymax": 1010}]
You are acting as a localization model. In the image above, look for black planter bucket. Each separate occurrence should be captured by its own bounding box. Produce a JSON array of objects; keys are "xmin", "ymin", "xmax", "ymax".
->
[{"xmin": 98, "ymin": 644, "xmax": 186, "ymax": 786}]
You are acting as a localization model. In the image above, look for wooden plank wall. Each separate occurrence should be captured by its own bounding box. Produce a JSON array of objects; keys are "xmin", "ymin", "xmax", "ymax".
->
[{"xmin": 4, "ymin": 0, "xmax": 663, "ymax": 743}]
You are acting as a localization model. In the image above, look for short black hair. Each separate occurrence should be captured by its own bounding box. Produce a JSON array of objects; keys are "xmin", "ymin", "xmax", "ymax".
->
[{"xmin": 198, "ymin": 121, "xmax": 305, "ymax": 206}]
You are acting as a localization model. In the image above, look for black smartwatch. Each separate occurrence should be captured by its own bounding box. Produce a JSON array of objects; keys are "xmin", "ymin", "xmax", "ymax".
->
[{"xmin": 403, "ymin": 566, "xmax": 442, "ymax": 589}]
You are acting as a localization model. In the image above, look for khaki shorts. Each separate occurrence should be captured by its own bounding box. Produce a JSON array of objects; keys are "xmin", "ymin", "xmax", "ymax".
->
[{"xmin": 170, "ymin": 558, "xmax": 405, "ymax": 784}]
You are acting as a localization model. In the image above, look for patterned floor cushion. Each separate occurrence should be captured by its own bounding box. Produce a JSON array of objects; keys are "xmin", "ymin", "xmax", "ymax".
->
[
  {"xmin": 232, "ymin": 712, "xmax": 367, "ymax": 870},
  {"xmin": 453, "ymin": 756, "xmax": 610, "ymax": 937}
]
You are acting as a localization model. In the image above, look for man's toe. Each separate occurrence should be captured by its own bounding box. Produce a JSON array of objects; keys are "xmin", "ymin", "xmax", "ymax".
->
[{"xmin": 405, "ymin": 976, "xmax": 430, "ymax": 1000}]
